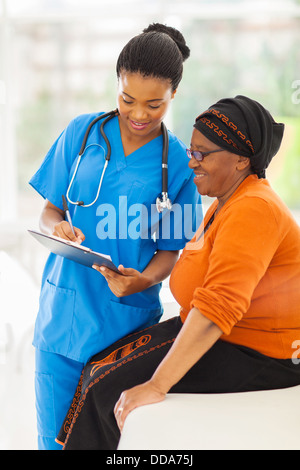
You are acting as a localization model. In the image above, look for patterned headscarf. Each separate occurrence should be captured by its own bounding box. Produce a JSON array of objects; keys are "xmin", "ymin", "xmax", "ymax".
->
[{"xmin": 194, "ymin": 95, "xmax": 284, "ymax": 178}]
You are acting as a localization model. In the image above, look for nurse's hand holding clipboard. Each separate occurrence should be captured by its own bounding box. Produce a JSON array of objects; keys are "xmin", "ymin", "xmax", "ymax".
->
[
  {"xmin": 93, "ymin": 249, "xmax": 179, "ymax": 297},
  {"xmin": 92, "ymin": 264, "xmax": 151, "ymax": 297}
]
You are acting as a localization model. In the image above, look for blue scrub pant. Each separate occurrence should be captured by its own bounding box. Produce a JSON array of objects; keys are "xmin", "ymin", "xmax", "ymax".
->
[{"xmin": 35, "ymin": 349, "xmax": 84, "ymax": 450}]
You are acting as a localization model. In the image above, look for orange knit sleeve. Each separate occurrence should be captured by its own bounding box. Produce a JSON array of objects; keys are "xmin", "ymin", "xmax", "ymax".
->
[{"xmin": 191, "ymin": 197, "xmax": 280, "ymax": 335}]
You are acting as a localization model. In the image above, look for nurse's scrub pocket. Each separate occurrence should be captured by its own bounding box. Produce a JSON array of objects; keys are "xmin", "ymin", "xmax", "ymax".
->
[
  {"xmin": 98, "ymin": 299, "xmax": 162, "ymax": 350},
  {"xmin": 33, "ymin": 279, "xmax": 76, "ymax": 357}
]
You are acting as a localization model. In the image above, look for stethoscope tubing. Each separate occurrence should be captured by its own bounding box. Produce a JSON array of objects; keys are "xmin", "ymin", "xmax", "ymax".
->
[
  {"xmin": 66, "ymin": 109, "xmax": 171, "ymax": 211},
  {"xmin": 78, "ymin": 109, "xmax": 118, "ymax": 157},
  {"xmin": 161, "ymin": 121, "xmax": 169, "ymax": 198}
]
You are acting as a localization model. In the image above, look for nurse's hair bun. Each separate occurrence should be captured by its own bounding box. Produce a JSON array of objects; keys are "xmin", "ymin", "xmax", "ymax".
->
[
  {"xmin": 116, "ymin": 22, "xmax": 190, "ymax": 91},
  {"xmin": 143, "ymin": 23, "xmax": 190, "ymax": 62}
]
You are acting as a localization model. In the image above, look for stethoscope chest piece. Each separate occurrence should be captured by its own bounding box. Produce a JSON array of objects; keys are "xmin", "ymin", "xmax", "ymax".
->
[{"xmin": 156, "ymin": 192, "xmax": 172, "ymax": 213}]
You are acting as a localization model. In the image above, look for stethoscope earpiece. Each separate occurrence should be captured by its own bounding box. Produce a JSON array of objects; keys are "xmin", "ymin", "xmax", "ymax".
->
[{"xmin": 66, "ymin": 110, "xmax": 171, "ymax": 212}]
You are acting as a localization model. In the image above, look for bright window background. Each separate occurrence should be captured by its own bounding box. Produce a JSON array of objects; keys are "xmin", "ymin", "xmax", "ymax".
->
[{"xmin": 0, "ymin": 0, "xmax": 300, "ymax": 450}]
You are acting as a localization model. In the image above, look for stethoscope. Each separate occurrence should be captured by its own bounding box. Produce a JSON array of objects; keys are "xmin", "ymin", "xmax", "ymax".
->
[{"xmin": 66, "ymin": 109, "xmax": 172, "ymax": 213}]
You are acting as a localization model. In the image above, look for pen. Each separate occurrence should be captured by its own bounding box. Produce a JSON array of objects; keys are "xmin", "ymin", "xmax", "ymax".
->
[{"xmin": 62, "ymin": 195, "xmax": 76, "ymax": 236}]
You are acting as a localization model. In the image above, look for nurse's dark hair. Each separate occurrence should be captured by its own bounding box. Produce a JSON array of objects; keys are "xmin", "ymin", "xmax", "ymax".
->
[{"xmin": 116, "ymin": 23, "xmax": 190, "ymax": 92}]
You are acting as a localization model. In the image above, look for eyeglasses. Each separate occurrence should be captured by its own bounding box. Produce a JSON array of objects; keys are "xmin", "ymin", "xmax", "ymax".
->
[{"xmin": 186, "ymin": 148, "xmax": 224, "ymax": 162}]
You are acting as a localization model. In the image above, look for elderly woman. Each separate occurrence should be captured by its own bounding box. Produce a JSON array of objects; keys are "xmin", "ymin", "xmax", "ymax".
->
[{"xmin": 56, "ymin": 95, "xmax": 300, "ymax": 450}]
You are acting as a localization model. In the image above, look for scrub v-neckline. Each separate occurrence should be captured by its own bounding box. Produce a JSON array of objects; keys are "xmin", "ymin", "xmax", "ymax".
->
[{"xmin": 113, "ymin": 116, "xmax": 163, "ymax": 170}]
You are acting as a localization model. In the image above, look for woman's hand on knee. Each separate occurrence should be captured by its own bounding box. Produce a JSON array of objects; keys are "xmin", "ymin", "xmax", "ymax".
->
[{"xmin": 114, "ymin": 381, "xmax": 166, "ymax": 432}]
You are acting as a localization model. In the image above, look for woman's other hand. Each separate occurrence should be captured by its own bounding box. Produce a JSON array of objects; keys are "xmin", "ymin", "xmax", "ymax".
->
[{"xmin": 114, "ymin": 381, "xmax": 166, "ymax": 432}]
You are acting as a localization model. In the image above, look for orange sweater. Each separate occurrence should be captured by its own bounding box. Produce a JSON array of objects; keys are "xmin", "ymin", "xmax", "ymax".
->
[{"xmin": 169, "ymin": 175, "xmax": 300, "ymax": 359}]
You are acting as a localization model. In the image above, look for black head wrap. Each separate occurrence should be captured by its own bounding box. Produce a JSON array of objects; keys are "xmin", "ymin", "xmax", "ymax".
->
[{"xmin": 193, "ymin": 95, "xmax": 284, "ymax": 178}]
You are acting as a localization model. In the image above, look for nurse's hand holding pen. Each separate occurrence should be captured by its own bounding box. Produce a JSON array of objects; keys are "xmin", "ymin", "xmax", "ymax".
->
[
  {"xmin": 53, "ymin": 220, "xmax": 85, "ymax": 245},
  {"xmin": 40, "ymin": 199, "xmax": 85, "ymax": 244}
]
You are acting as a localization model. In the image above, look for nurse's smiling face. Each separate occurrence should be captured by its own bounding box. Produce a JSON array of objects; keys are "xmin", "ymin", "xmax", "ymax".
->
[{"xmin": 117, "ymin": 72, "xmax": 176, "ymax": 142}]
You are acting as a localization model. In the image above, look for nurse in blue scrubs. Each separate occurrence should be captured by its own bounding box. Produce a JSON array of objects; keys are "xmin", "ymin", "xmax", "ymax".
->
[{"xmin": 29, "ymin": 23, "xmax": 202, "ymax": 450}]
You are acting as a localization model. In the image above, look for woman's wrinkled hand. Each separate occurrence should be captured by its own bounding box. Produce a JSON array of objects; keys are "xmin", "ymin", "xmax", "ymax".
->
[
  {"xmin": 92, "ymin": 264, "xmax": 151, "ymax": 297},
  {"xmin": 114, "ymin": 381, "xmax": 166, "ymax": 432}
]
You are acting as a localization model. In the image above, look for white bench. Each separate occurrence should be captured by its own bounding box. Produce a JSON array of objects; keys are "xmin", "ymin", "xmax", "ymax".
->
[
  {"xmin": 118, "ymin": 385, "xmax": 300, "ymax": 450},
  {"xmin": 118, "ymin": 287, "xmax": 300, "ymax": 451}
]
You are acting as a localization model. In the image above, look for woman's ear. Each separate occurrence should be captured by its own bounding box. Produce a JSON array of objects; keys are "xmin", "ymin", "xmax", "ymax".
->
[{"xmin": 237, "ymin": 155, "xmax": 251, "ymax": 172}]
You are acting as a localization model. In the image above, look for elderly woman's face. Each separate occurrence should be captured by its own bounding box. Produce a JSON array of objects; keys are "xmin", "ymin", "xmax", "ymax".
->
[{"xmin": 188, "ymin": 128, "xmax": 247, "ymax": 199}]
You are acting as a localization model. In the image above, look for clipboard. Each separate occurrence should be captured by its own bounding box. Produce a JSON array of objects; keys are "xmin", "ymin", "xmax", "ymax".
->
[{"xmin": 28, "ymin": 229, "xmax": 122, "ymax": 274}]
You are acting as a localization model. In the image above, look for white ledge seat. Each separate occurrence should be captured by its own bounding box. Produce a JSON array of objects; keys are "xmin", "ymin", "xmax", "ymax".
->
[{"xmin": 117, "ymin": 385, "xmax": 300, "ymax": 450}]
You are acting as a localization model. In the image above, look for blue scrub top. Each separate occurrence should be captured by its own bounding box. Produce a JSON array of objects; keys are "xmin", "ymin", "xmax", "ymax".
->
[{"xmin": 30, "ymin": 113, "xmax": 202, "ymax": 363}]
